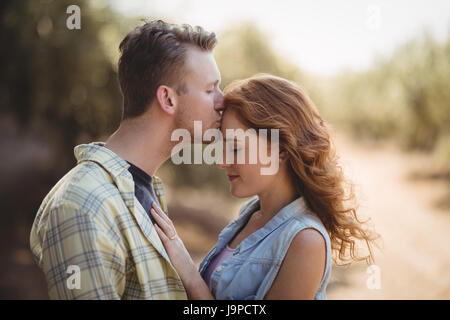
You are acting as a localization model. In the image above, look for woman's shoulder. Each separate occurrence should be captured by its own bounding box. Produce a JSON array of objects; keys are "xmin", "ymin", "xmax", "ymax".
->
[
  {"xmin": 289, "ymin": 228, "xmax": 327, "ymax": 257},
  {"xmin": 278, "ymin": 208, "xmax": 331, "ymax": 258},
  {"xmin": 290, "ymin": 204, "xmax": 329, "ymax": 237}
]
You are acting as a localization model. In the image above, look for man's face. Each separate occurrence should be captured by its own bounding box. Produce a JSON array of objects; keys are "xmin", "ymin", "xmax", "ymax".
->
[{"xmin": 174, "ymin": 47, "xmax": 224, "ymax": 138}]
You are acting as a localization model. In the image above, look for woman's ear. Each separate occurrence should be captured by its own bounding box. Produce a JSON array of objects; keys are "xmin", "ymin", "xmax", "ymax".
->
[
  {"xmin": 279, "ymin": 150, "xmax": 289, "ymax": 163},
  {"xmin": 155, "ymin": 85, "xmax": 177, "ymax": 115}
]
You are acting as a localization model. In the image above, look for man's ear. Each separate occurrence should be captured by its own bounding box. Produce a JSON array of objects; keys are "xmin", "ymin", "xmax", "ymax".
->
[{"xmin": 155, "ymin": 85, "xmax": 177, "ymax": 115}]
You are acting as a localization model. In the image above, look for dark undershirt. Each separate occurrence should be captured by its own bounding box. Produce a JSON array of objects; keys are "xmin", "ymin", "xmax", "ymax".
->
[{"xmin": 127, "ymin": 161, "xmax": 157, "ymax": 224}]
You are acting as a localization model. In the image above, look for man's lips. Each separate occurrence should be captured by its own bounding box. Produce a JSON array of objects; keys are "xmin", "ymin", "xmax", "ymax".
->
[{"xmin": 227, "ymin": 175, "xmax": 239, "ymax": 182}]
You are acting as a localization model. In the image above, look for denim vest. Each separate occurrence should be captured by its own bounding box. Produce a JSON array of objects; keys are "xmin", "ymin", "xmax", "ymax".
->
[{"xmin": 199, "ymin": 196, "xmax": 332, "ymax": 300}]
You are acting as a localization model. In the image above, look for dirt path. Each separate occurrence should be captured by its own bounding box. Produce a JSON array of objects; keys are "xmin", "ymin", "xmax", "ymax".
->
[{"xmin": 327, "ymin": 134, "xmax": 450, "ymax": 299}]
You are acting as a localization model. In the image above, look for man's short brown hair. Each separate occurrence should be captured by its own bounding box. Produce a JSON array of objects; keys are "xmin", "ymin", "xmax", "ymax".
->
[{"xmin": 118, "ymin": 20, "xmax": 217, "ymax": 119}]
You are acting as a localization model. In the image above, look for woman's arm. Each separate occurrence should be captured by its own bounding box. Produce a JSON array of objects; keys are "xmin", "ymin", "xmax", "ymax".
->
[
  {"xmin": 150, "ymin": 202, "xmax": 214, "ymax": 300},
  {"xmin": 264, "ymin": 228, "xmax": 326, "ymax": 300}
]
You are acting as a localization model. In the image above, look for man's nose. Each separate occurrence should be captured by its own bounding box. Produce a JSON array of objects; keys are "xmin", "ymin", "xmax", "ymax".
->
[{"xmin": 214, "ymin": 89, "xmax": 225, "ymax": 112}]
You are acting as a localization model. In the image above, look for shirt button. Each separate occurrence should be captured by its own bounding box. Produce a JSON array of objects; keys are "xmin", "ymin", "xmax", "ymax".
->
[{"xmin": 216, "ymin": 265, "xmax": 222, "ymax": 272}]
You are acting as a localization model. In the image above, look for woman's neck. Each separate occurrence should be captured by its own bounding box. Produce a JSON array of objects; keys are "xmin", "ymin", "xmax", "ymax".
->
[{"xmin": 257, "ymin": 177, "xmax": 299, "ymax": 221}]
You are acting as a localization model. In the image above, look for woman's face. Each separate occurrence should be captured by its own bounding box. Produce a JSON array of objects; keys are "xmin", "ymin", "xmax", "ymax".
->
[{"xmin": 217, "ymin": 109, "xmax": 280, "ymax": 198}]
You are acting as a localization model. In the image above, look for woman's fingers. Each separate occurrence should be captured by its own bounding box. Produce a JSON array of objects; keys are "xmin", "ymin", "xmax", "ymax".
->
[
  {"xmin": 153, "ymin": 222, "xmax": 169, "ymax": 243},
  {"xmin": 150, "ymin": 208, "xmax": 174, "ymax": 238},
  {"xmin": 152, "ymin": 202, "xmax": 174, "ymax": 227}
]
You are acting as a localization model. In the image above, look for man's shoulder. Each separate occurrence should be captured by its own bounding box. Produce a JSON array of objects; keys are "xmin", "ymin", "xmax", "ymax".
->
[{"xmin": 41, "ymin": 160, "xmax": 123, "ymax": 215}]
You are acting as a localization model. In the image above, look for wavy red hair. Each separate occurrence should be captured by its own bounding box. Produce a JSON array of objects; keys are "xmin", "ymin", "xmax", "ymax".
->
[{"xmin": 223, "ymin": 73, "xmax": 380, "ymax": 266}]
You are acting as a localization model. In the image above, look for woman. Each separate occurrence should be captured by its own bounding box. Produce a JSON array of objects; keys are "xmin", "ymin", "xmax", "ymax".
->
[{"xmin": 150, "ymin": 73, "xmax": 380, "ymax": 299}]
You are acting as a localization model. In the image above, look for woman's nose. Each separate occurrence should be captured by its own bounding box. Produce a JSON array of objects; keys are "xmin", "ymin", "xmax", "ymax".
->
[{"xmin": 216, "ymin": 162, "xmax": 230, "ymax": 169}]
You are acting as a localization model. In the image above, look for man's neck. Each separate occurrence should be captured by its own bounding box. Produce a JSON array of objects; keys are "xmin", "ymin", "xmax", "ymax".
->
[{"xmin": 104, "ymin": 115, "xmax": 174, "ymax": 177}]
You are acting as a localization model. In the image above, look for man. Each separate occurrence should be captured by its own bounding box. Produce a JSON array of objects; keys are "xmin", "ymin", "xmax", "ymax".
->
[{"xmin": 29, "ymin": 20, "xmax": 224, "ymax": 299}]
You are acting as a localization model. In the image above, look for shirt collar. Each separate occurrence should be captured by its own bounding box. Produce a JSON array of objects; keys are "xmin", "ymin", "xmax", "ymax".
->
[
  {"xmin": 74, "ymin": 142, "xmax": 131, "ymax": 179},
  {"xmin": 127, "ymin": 161, "xmax": 152, "ymax": 185},
  {"xmin": 236, "ymin": 196, "xmax": 311, "ymax": 253},
  {"xmin": 74, "ymin": 142, "xmax": 172, "ymax": 263}
]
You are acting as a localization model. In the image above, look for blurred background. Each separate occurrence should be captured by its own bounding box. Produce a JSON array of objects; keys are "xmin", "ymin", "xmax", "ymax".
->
[{"xmin": 0, "ymin": 0, "xmax": 449, "ymax": 299}]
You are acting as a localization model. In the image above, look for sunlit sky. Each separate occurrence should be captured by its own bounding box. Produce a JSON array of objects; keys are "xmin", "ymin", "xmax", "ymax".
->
[{"xmin": 109, "ymin": 0, "xmax": 450, "ymax": 76}]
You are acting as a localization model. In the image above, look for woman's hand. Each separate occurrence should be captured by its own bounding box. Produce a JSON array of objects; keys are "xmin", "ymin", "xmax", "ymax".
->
[
  {"xmin": 150, "ymin": 202, "xmax": 214, "ymax": 299},
  {"xmin": 150, "ymin": 202, "xmax": 198, "ymax": 282}
]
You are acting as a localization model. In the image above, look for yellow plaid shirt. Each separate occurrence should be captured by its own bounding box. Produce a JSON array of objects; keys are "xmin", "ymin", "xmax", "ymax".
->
[{"xmin": 29, "ymin": 142, "xmax": 187, "ymax": 300}]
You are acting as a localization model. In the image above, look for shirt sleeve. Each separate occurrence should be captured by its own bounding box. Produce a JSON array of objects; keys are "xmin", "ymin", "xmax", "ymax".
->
[{"xmin": 40, "ymin": 201, "xmax": 126, "ymax": 299}]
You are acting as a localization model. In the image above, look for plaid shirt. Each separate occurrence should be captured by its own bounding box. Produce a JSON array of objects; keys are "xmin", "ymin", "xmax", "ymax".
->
[{"xmin": 30, "ymin": 142, "xmax": 187, "ymax": 300}]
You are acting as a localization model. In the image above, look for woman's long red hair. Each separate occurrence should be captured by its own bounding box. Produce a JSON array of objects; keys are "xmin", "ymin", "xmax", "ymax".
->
[{"xmin": 224, "ymin": 74, "xmax": 380, "ymax": 266}]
